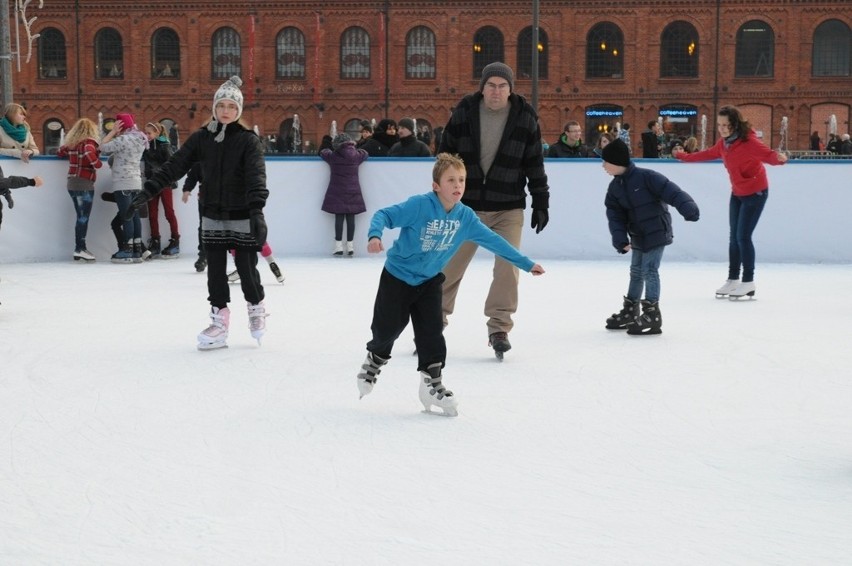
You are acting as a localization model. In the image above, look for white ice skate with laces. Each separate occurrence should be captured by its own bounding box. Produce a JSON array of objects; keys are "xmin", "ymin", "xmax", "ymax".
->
[
  {"xmin": 728, "ymin": 281, "xmax": 756, "ymax": 301},
  {"xmin": 198, "ymin": 306, "xmax": 230, "ymax": 350},
  {"xmin": 715, "ymin": 279, "xmax": 740, "ymax": 298},
  {"xmin": 247, "ymin": 302, "xmax": 268, "ymax": 344}
]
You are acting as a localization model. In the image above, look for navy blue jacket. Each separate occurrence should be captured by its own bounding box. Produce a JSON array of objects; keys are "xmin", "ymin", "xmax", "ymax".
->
[{"xmin": 605, "ymin": 163, "xmax": 699, "ymax": 252}]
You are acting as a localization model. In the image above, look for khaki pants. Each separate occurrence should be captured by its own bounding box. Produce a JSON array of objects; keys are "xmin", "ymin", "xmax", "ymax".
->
[{"xmin": 441, "ymin": 208, "xmax": 523, "ymax": 335}]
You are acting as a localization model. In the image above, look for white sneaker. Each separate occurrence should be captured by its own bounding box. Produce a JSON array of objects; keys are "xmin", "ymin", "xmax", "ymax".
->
[
  {"xmin": 715, "ymin": 279, "xmax": 740, "ymax": 297},
  {"xmin": 198, "ymin": 306, "xmax": 230, "ymax": 350},
  {"xmin": 247, "ymin": 302, "xmax": 268, "ymax": 344},
  {"xmin": 419, "ymin": 363, "xmax": 459, "ymax": 417},
  {"xmin": 73, "ymin": 249, "xmax": 96, "ymax": 262},
  {"xmin": 728, "ymin": 281, "xmax": 756, "ymax": 300},
  {"xmin": 357, "ymin": 352, "xmax": 387, "ymax": 399}
]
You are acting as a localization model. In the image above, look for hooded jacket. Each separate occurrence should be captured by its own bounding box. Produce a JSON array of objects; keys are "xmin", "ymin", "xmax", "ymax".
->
[{"xmin": 319, "ymin": 142, "xmax": 368, "ymax": 214}]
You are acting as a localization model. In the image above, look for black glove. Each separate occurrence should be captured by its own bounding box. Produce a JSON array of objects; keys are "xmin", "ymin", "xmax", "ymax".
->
[
  {"xmin": 122, "ymin": 191, "xmax": 152, "ymax": 221},
  {"xmin": 250, "ymin": 209, "xmax": 267, "ymax": 246},
  {"xmin": 1, "ymin": 189, "xmax": 12, "ymax": 209},
  {"xmin": 530, "ymin": 209, "xmax": 549, "ymax": 234}
]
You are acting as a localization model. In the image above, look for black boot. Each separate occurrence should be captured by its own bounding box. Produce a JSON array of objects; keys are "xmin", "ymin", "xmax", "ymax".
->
[
  {"xmin": 194, "ymin": 250, "xmax": 207, "ymax": 272},
  {"xmin": 627, "ymin": 300, "xmax": 662, "ymax": 335},
  {"xmin": 606, "ymin": 296, "xmax": 639, "ymax": 330}
]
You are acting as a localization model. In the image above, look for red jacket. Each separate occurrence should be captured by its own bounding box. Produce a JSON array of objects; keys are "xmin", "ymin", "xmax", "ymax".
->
[
  {"xmin": 675, "ymin": 131, "xmax": 784, "ymax": 196},
  {"xmin": 57, "ymin": 139, "xmax": 102, "ymax": 182}
]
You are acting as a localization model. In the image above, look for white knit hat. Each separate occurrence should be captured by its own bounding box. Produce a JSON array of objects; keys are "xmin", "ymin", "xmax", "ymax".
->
[{"xmin": 208, "ymin": 75, "xmax": 244, "ymax": 142}]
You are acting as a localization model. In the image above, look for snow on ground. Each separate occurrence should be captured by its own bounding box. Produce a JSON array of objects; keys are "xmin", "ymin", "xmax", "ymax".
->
[{"xmin": 1, "ymin": 256, "xmax": 851, "ymax": 565}]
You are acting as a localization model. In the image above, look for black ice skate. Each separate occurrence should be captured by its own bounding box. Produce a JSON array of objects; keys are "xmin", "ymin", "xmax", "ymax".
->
[
  {"xmin": 627, "ymin": 300, "xmax": 662, "ymax": 336},
  {"xmin": 488, "ymin": 331, "xmax": 511, "ymax": 361},
  {"xmin": 606, "ymin": 296, "xmax": 639, "ymax": 330}
]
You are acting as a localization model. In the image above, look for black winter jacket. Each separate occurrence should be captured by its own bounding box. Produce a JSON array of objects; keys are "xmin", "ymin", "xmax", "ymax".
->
[
  {"xmin": 547, "ymin": 136, "xmax": 593, "ymax": 158},
  {"xmin": 439, "ymin": 92, "xmax": 549, "ymax": 212},
  {"xmin": 388, "ymin": 135, "xmax": 431, "ymax": 157},
  {"xmin": 146, "ymin": 122, "xmax": 268, "ymax": 221},
  {"xmin": 143, "ymin": 137, "xmax": 175, "ymax": 187},
  {"xmin": 605, "ymin": 163, "xmax": 699, "ymax": 252}
]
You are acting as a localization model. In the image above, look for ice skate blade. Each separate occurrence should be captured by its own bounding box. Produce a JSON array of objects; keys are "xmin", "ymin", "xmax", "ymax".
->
[
  {"xmin": 197, "ymin": 342, "xmax": 228, "ymax": 351},
  {"xmin": 73, "ymin": 257, "xmax": 95, "ymax": 263},
  {"xmin": 728, "ymin": 293, "xmax": 756, "ymax": 301},
  {"xmin": 627, "ymin": 329, "xmax": 662, "ymax": 336},
  {"xmin": 715, "ymin": 293, "xmax": 729, "ymax": 299},
  {"xmin": 421, "ymin": 407, "xmax": 459, "ymax": 417},
  {"xmin": 494, "ymin": 350, "xmax": 504, "ymax": 361}
]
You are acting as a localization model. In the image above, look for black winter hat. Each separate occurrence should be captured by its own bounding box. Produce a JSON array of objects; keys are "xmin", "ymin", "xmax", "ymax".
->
[
  {"xmin": 479, "ymin": 62, "xmax": 515, "ymax": 92},
  {"xmin": 397, "ymin": 117, "xmax": 416, "ymax": 131},
  {"xmin": 602, "ymin": 138, "xmax": 631, "ymax": 167},
  {"xmin": 376, "ymin": 119, "xmax": 397, "ymax": 133}
]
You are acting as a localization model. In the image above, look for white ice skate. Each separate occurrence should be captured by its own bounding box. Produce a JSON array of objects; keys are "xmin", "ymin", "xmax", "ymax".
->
[
  {"xmin": 357, "ymin": 352, "xmax": 387, "ymax": 399},
  {"xmin": 198, "ymin": 306, "xmax": 230, "ymax": 350},
  {"xmin": 227, "ymin": 269, "xmax": 240, "ymax": 284},
  {"xmin": 73, "ymin": 249, "xmax": 96, "ymax": 262},
  {"xmin": 247, "ymin": 302, "xmax": 268, "ymax": 344},
  {"xmin": 419, "ymin": 363, "xmax": 459, "ymax": 417},
  {"xmin": 267, "ymin": 258, "xmax": 285, "ymax": 283},
  {"xmin": 715, "ymin": 279, "xmax": 740, "ymax": 298},
  {"xmin": 728, "ymin": 281, "xmax": 756, "ymax": 301}
]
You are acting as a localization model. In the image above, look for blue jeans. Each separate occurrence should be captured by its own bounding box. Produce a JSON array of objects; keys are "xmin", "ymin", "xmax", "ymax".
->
[
  {"xmin": 728, "ymin": 190, "xmax": 768, "ymax": 283},
  {"xmin": 67, "ymin": 190, "xmax": 94, "ymax": 251},
  {"xmin": 627, "ymin": 245, "xmax": 665, "ymax": 303},
  {"xmin": 114, "ymin": 190, "xmax": 142, "ymax": 243}
]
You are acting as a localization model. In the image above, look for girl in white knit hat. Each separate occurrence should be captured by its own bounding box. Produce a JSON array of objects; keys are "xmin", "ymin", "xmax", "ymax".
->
[{"xmin": 125, "ymin": 76, "xmax": 270, "ymax": 350}]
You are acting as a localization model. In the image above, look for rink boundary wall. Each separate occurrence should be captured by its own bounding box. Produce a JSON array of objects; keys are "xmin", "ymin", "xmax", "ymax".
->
[{"xmin": 1, "ymin": 156, "xmax": 850, "ymax": 264}]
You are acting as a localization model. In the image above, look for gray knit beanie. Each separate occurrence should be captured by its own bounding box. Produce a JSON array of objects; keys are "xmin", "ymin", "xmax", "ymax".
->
[{"xmin": 479, "ymin": 62, "xmax": 515, "ymax": 92}]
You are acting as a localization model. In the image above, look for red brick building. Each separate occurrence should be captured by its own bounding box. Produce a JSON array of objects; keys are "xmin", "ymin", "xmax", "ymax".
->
[{"xmin": 8, "ymin": 0, "xmax": 851, "ymax": 154}]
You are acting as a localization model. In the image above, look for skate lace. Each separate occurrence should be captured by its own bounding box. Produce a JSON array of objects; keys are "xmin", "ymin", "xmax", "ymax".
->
[{"xmin": 202, "ymin": 312, "xmax": 228, "ymax": 336}]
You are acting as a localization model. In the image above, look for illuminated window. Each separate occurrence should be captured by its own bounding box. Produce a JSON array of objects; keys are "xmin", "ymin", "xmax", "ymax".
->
[
  {"xmin": 472, "ymin": 26, "xmax": 504, "ymax": 79},
  {"xmin": 661, "ymin": 21, "xmax": 698, "ymax": 78},
  {"xmin": 517, "ymin": 27, "xmax": 548, "ymax": 79},
  {"xmin": 586, "ymin": 23, "xmax": 623, "ymax": 79}
]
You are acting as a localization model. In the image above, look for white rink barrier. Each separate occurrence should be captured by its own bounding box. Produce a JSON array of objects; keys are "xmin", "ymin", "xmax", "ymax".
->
[{"xmin": 1, "ymin": 155, "xmax": 850, "ymax": 264}]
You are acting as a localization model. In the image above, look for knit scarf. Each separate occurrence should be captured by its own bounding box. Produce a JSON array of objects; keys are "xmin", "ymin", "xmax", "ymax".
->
[{"xmin": 0, "ymin": 117, "xmax": 28, "ymax": 143}]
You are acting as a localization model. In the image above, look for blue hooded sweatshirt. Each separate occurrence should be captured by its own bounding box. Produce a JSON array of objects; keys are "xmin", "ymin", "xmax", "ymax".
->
[{"xmin": 368, "ymin": 192, "xmax": 535, "ymax": 286}]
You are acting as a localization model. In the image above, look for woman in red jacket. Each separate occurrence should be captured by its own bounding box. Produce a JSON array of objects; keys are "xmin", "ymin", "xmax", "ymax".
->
[{"xmin": 673, "ymin": 105, "xmax": 787, "ymax": 300}]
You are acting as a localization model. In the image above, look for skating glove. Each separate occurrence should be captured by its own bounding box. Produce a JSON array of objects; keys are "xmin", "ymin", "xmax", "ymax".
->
[
  {"xmin": 1, "ymin": 189, "xmax": 12, "ymax": 209},
  {"xmin": 530, "ymin": 209, "xmax": 549, "ymax": 234},
  {"xmin": 530, "ymin": 192, "xmax": 549, "ymax": 234},
  {"xmin": 250, "ymin": 209, "xmax": 267, "ymax": 247}
]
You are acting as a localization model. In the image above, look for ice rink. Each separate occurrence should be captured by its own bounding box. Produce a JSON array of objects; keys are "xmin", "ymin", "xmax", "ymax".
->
[{"xmin": 2, "ymin": 256, "xmax": 851, "ymax": 564}]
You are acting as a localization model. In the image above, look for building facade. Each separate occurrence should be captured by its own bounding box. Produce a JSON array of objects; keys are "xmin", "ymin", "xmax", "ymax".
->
[{"xmin": 7, "ymin": 0, "xmax": 852, "ymax": 154}]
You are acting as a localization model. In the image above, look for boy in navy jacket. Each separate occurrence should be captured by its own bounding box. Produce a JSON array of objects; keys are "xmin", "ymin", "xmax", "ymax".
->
[
  {"xmin": 357, "ymin": 153, "xmax": 545, "ymax": 416},
  {"xmin": 602, "ymin": 139, "xmax": 699, "ymax": 335}
]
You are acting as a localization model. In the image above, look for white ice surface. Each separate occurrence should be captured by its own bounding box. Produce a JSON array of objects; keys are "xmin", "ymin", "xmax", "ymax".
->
[{"xmin": 2, "ymin": 257, "xmax": 851, "ymax": 565}]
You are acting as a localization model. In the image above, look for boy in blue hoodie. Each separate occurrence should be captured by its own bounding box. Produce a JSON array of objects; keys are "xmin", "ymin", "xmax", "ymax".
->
[{"xmin": 357, "ymin": 153, "xmax": 545, "ymax": 416}]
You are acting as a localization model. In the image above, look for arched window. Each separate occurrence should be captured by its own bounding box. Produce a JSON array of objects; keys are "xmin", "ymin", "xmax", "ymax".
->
[
  {"xmin": 95, "ymin": 27, "xmax": 124, "ymax": 79},
  {"xmin": 660, "ymin": 21, "xmax": 699, "ymax": 78},
  {"xmin": 151, "ymin": 28, "xmax": 180, "ymax": 79},
  {"xmin": 813, "ymin": 19, "xmax": 851, "ymax": 77},
  {"xmin": 276, "ymin": 27, "xmax": 306, "ymax": 79},
  {"xmin": 212, "ymin": 27, "xmax": 241, "ymax": 79},
  {"xmin": 472, "ymin": 26, "xmax": 504, "ymax": 79},
  {"xmin": 405, "ymin": 26, "xmax": 436, "ymax": 79},
  {"xmin": 586, "ymin": 23, "xmax": 624, "ymax": 79},
  {"xmin": 735, "ymin": 20, "xmax": 774, "ymax": 77},
  {"xmin": 517, "ymin": 27, "xmax": 548, "ymax": 80},
  {"xmin": 43, "ymin": 119, "xmax": 64, "ymax": 155},
  {"xmin": 340, "ymin": 27, "xmax": 370, "ymax": 79},
  {"xmin": 38, "ymin": 28, "xmax": 67, "ymax": 79}
]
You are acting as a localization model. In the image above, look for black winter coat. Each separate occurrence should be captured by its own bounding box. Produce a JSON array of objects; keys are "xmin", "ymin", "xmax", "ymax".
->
[
  {"xmin": 388, "ymin": 135, "xmax": 431, "ymax": 157},
  {"xmin": 547, "ymin": 136, "xmax": 593, "ymax": 158},
  {"xmin": 146, "ymin": 122, "xmax": 268, "ymax": 221},
  {"xmin": 439, "ymin": 92, "xmax": 549, "ymax": 212},
  {"xmin": 142, "ymin": 137, "xmax": 175, "ymax": 187},
  {"xmin": 605, "ymin": 163, "xmax": 699, "ymax": 252},
  {"xmin": 361, "ymin": 132, "xmax": 398, "ymax": 157}
]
